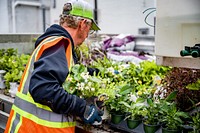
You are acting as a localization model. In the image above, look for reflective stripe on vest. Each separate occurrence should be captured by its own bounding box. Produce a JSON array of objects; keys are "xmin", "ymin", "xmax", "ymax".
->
[{"xmin": 8, "ymin": 36, "xmax": 75, "ymax": 133}]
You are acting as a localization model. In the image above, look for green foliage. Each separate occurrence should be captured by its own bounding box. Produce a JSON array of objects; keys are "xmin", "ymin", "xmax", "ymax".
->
[
  {"xmin": 0, "ymin": 48, "xmax": 30, "ymax": 88},
  {"xmin": 186, "ymin": 79, "xmax": 200, "ymax": 91},
  {"xmin": 65, "ymin": 58, "xmax": 172, "ymax": 119},
  {"xmin": 161, "ymin": 102, "xmax": 189, "ymax": 130},
  {"xmin": 105, "ymin": 84, "xmax": 133, "ymax": 114},
  {"xmin": 191, "ymin": 112, "xmax": 200, "ymax": 131},
  {"xmin": 121, "ymin": 96, "xmax": 146, "ymax": 120},
  {"xmin": 63, "ymin": 64, "xmax": 117, "ymax": 99},
  {"xmin": 188, "ymin": 98, "xmax": 200, "ymax": 131},
  {"xmin": 92, "ymin": 57, "xmax": 125, "ymax": 83},
  {"xmin": 142, "ymin": 91, "xmax": 179, "ymax": 125},
  {"xmin": 0, "ymin": 48, "xmax": 17, "ymax": 70},
  {"xmin": 142, "ymin": 98, "xmax": 162, "ymax": 125}
]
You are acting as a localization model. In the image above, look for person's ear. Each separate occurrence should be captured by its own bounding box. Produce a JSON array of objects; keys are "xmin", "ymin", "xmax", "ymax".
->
[{"xmin": 79, "ymin": 19, "xmax": 88, "ymax": 30}]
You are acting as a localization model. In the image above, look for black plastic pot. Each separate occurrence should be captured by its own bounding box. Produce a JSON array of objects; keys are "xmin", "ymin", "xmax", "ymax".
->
[
  {"xmin": 143, "ymin": 123, "xmax": 160, "ymax": 133},
  {"xmin": 162, "ymin": 127, "xmax": 181, "ymax": 133},
  {"xmin": 182, "ymin": 125, "xmax": 193, "ymax": 133},
  {"xmin": 110, "ymin": 113, "xmax": 125, "ymax": 124},
  {"xmin": 126, "ymin": 118, "xmax": 142, "ymax": 129}
]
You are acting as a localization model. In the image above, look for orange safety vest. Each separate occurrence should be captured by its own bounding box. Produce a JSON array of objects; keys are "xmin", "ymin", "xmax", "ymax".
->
[{"xmin": 5, "ymin": 36, "xmax": 76, "ymax": 133}]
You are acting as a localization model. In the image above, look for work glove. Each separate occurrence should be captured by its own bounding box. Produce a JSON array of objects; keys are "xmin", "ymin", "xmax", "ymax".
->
[
  {"xmin": 82, "ymin": 95, "xmax": 108, "ymax": 124},
  {"xmin": 86, "ymin": 95, "xmax": 108, "ymax": 112},
  {"xmin": 82, "ymin": 105, "xmax": 103, "ymax": 124},
  {"xmin": 87, "ymin": 67, "xmax": 100, "ymax": 76}
]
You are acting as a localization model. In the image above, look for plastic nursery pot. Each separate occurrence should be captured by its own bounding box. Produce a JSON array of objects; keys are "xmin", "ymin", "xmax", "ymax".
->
[
  {"xmin": 162, "ymin": 127, "xmax": 181, "ymax": 133},
  {"xmin": 143, "ymin": 123, "xmax": 160, "ymax": 133},
  {"xmin": 9, "ymin": 82, "xmax": 19, "ymax": 97},
  {"xmin": 110, "ymin": 113, "xmax": 125, "ymax": 124},
  {"xmin": 182, "ymin": 125, "xmax": 193, "ymax": 133},
  {"xmin": 127, "ymin": 119, "xmax": 142, "ymax": 129},
  {"xmin": 0, "ymin": 70, "xmax": 6, "ymax": 89}
]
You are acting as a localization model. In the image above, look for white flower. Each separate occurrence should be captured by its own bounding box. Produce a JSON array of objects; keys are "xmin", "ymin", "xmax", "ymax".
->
[
  {"xmin": 77, "ymin": 82, "xmax": 85, "ymax": 91},
  {"xmin": 107, "ymin": 67, "xmax": 114, "ymax": 73},
  {"xmin": 77, "ymin": 83, "xmax": 81, "ymax": 87},
  {"xmin": 80, "ymin": 82, "xmax": 85, "ymax": 87},
  {"xmin": 130, "ymin": 94, "xmax": 137, "ymax": 102},
  {"xmin": 91, "ymin": 88, "xmax": 95, "ymax": 91},
  {"xmin": 80, "ymin": 72, "xmax": 90, "ymax": 80},
  {"xmin": 80, "ymin": 87, "xmax": 84, "ymax": 91},
  {"xmin": 85, "ymin": 86, "xmax": 89, "ymax": 90}
]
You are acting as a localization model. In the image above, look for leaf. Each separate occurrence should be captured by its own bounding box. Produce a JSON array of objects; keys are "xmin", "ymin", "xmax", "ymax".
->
[
  {"xmin": 119, "ymin": 101, "xmax": 131, "ymax": 108},
  {"xmin": 186, "ymin": 79, "xmax": 200, "ymax": 90},
  {"xmin": 119, "ymin": 84, "xmax": 132, "ymax": 95},
  {"xmin": 147, "ymin": 98, "xmax": 153, "ymax": 106},
  {"xmin": 165, "ymin": 90, "xmax": 178, "ymax": 101},
  {"xmin": 136, "ymin": 97, "xmax": 145, "ymax": 103},
  {"xmin": 89, "ymin": 76, "xmax": 101, "ymax": 83},
  {"xmin": 176, "ymin": 112, "xmax": 189, "ymax": 118}
]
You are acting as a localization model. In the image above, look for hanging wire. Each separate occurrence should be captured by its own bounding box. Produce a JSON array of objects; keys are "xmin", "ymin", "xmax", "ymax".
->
[
  {"xmin": 143, "ymin": 7, "xmax": 156, "ymax": 14},
  {"xmin": 143, "ymin": 8, "xmax": 156, "ymax": 27}
]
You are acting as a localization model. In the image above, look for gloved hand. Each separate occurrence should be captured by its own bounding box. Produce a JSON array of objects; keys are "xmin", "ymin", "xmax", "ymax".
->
[
  {"xmin": 82, "ymin": 105, "xmax": 103, "ymax": 124},
  {"xmin": 85, "ymin": 95, "xmax": 107, "ymax": 109},
  {"xmin": 87, "ymin": 67, "xmax": 100, "ymax": 76}
]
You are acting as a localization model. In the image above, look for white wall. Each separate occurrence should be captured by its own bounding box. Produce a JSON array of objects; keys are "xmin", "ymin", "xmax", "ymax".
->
[
  {"xmin": 97, "ymin": 0, "xmax": 155, "ymax": 35},
  {"xmin": 0, "ymin": 0, "xmax": 9, "ymax": 33},
  {"xmin": 0, "ymin": 0, "xmax": 155, "ymax": 35},
  {"xmin": 155, "ymin": 0, "xmax": 200, "ymax": 57},
  {"xmin": 50, "ymin": 0, "xmax": 156, "ymax": 35},
  {"xmin": 0, "ymin": 0, "xmax": 51, "ymax": 33}
]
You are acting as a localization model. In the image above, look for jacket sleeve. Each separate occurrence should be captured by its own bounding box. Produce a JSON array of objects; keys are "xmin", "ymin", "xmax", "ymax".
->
[{"xmin": 29, "ymin": 39, "xmax": 86, "ymax": 117}]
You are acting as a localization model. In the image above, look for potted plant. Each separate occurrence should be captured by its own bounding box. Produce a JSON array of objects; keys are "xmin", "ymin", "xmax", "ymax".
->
[
  {"xmin": 0, "ymin": 70, "xmax": 6, "ymax": 89},
  {"xmin": 105, "ymin": 84, "xmax": 133, "ymax": 124},
  {"xmin": 160, "ymin": 102, "xmax": 189, "ymax": 133},
  {"xmin": 151, "ymin": 90, "xmax": 189, "ymax": 133},
  {"xmin": 4, "ymin": 68, "xmax": 23, "ymax": 97},
  {"xmin": 3, "ymin": 53, "xmax": 30, "ymax": 97},
  {"xmin": 185, "ymin": 97, "xmax": 200, "ymax": 133},
  {"xmin": 190, "ymin": 111, "xmax": 200, "ymax": 133},
  {"xmin": 121, "ymin": 94, "xmax": 146, "ymax": 129},
  {"xmin": 142, "ymin": 97, "xmax": 162, "ymax": 133}
]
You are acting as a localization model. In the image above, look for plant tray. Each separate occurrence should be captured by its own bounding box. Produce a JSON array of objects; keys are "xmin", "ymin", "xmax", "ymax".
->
[{"xmin": 109, "ymin": 120, "xmax": 162, "ymax": 133}]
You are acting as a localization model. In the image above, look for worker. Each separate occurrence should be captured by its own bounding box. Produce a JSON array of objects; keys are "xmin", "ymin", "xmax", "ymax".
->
[{"xmin": 5, "ymin": 0, "xmax": 102, "ymax": 132}]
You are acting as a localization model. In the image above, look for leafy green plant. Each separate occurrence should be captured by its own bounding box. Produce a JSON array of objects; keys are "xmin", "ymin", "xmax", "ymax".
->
[
  {"xmin": 121, "ymin": 95, "xmax": 146, "ymax": 120},
  {"xmin": 105, "ymin": 84, "xmax": 133, "ymax": 114},
  {"xmin": 138, "ymin": 61, "xmax": 171, "ymax": 86},
  {"xmin": 188, "ymin": 97, "xmax": 200, "ymax": 132},
  {"xmin": 4, "ymin": 69, "xmax": 23, "ymax": 83},
  {"xmin": 92, "ymin": 57, "xmax": 125, "ymax": 83},
  {"xmin": 191, "ymin": 112, "xmax": 200, "ymax": 132},
  {"xmin": 186, "ymin": 79, "xmax": 200, "ymax": 91},
  {"xmin": 142, "ymin": 91, "xmax": 178, "ymax": 125},
  {"xmin": 63, "ymin": 64, "xmax": 117, "ymax": 99},
  {"xmin": 142, "ymin": 98, "xmax": 162, "ymax": 125},
  {"xmin": 1, "ymin": 49, "xmax": 30, "ymax": 89},
  {"xmin": 161, "ymin": 102, "xmax": 189, "ymax": 130},
  {"xmin": 63, "ymin": 64, "xmax": 101, "ymax": 98},
  {"xmin": 0, "ymin": 48, "xmax": 18, "ymax": 70}
]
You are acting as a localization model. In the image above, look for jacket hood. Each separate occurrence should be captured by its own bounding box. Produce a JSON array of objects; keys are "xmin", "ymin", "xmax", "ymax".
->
[
  {"xmin": 35, "ymin": 24, "xmax": 74, "ymax": 48},
  {"xmin": 34, "ymin": 24, "xmax": 78, "ymax": 64}
]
